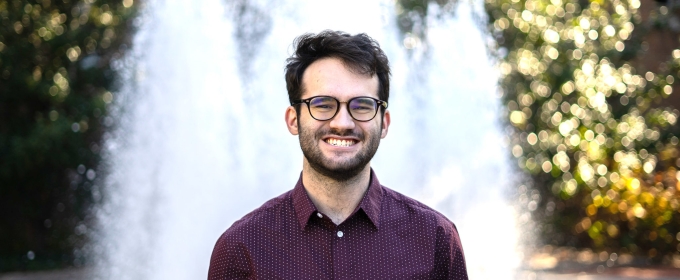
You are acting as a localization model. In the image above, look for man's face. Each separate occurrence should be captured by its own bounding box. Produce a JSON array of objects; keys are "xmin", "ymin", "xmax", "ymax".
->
[{"xmin": 285, "ymin": 57, "xmax": 390, "ymax": 181}]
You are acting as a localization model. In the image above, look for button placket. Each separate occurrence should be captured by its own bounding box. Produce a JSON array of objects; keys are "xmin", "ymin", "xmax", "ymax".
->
[{"xmin": 332, "ymin": 224, "xmax": 351, "ymax": 279}]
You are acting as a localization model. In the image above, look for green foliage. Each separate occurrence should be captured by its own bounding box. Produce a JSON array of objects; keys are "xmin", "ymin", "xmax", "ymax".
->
[
  {"xmin": 0, "ymin": 0, "xmax": 136, "ymax": 271},
  {"xmin": 485, "ymin": 0, "xmax": 680, "ymax": 262}
]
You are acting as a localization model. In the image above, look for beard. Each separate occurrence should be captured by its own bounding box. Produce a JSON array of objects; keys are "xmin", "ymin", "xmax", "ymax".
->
[{"xmin": 298, "ymin": 121, "xmax": 381, "ymax": 182}]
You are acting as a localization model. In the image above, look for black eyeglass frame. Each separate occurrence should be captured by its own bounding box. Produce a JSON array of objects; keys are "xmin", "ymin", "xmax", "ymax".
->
[{"xmin": 291, "ymin": 96, "xmax": 388, "ymax": 122}]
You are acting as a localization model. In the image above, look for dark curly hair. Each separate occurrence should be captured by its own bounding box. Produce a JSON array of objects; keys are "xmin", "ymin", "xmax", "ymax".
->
[{"xmin": 285, "ymin": 30, "xmax": 391, "ymax": 107}]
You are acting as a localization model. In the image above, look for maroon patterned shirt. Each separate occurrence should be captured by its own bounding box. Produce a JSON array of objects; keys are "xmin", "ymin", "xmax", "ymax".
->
[{"xmin": 208, "ymin": 170, "xmax": 468, "ymax": 279}]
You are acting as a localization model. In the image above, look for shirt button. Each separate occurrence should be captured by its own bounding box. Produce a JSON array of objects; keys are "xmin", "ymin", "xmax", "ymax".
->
[
  {"xmin": 317, "ymin": 213, "xmax": 323, "ymax": 218},
  {"xmin": 337, "ymin": 231, "xmax": 344, "ymax": 237}
]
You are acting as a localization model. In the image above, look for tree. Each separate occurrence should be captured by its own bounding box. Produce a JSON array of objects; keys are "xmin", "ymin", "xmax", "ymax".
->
[
  {"xmin": 0, "ymin": 0, "xmax": 137, "ymax": 271},
  {"xmin": 485, "ymin": 0, "xmax": 680, "ymax": 263}
]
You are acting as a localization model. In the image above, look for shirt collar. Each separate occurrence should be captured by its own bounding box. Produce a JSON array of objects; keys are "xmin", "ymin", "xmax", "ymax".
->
[
  {"xmin": 292, "ymin": 169, "xmax": 384, "ymax": 231},
  {"xmin": 292, "ymin": 173, "xmax": 318, "ymax": 230}
]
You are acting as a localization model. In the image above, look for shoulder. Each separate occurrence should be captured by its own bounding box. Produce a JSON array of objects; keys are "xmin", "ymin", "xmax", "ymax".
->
[
  {"xmin": 379, "ymin": 187, "xmax": 467, "ymax": 277},
  {"xmin": 209, "ymin": 191, "xmax": 294, "ymax": 278},
  {"xmin": 381, "ymin": 186, "xmax": 457, "ymax": 230},
  {"xmin": 215, "ymin": 190, "xmax": 293, "ymax": 245},
  {"xmin": 209, "ymin": 190, "xmax": 293, "ymax": 276}
]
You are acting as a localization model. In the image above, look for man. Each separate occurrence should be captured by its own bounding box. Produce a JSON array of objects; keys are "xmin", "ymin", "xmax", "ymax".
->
[{"xmin": 208, "ymin": 30, "xmax": 468, "ymax": 279}]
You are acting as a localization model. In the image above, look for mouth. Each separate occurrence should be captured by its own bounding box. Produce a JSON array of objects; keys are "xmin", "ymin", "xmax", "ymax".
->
[{"xmin": 324, "ymin": 137, "xmax": 358, "ymax": 147}]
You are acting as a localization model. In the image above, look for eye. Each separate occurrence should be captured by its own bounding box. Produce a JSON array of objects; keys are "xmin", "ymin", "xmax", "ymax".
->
[
  {"xmin": 349, "ymin": 98, "xmax": 376, "ymax": 112},
  {"xmin": 309, "ymin": 97, "xmax": 337, "ymax": 111}
]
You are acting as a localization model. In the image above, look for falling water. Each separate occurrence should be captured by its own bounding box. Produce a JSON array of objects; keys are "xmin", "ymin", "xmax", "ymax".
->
[{"xmin": 94, "ymin": 0, "xmax": 521, "ymax": 279}]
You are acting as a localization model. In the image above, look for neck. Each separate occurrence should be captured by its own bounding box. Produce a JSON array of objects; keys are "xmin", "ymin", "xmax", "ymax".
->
[{"xmin": 301, "ymin": 159, "xmax": 371, "ymax": 225}]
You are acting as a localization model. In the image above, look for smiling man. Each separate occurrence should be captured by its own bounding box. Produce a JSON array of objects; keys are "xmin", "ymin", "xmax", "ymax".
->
[{"xmin": 208, "ymin": 30, "xmax": 468, "ymax": 279}]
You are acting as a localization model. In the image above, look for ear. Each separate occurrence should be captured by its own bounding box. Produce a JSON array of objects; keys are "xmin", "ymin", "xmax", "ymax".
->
[
  {"xmin": 285, "ymin": 106, "xmax": 299, "ymax": 135},
  {"xmin": 380, "ymin": 109, "xmax": 390, "ymax": 139}
]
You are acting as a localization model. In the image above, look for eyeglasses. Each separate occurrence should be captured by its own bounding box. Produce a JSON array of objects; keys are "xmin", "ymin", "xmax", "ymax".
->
[{"xmin": 292, "ymin": 96, "xmax": 388, "ymax": 122}]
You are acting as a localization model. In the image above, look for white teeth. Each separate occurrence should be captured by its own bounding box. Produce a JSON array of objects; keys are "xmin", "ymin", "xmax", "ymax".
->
[{"xmin": 327, "ymin": 139, "xmax": 354, "ymax": 147}]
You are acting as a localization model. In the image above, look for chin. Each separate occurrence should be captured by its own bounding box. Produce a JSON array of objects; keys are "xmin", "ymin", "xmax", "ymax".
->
[{"xmin": 308, "ymin": 160, "xmax": 367, "ymax": 181}]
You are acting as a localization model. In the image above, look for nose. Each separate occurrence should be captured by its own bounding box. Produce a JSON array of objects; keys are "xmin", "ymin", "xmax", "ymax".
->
[{"xmin": 329, "ymin": 103, "xmax": 356, "ymax": 131}]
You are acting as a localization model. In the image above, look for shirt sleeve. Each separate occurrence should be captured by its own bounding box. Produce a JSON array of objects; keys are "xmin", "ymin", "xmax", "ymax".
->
[
  {"xmin": 208, "ymin": 231, "xmax": 254, "ymax": 280},
  {"xmin": 433, "ymin": 220, "xmax": 469, "ymax": 280}
]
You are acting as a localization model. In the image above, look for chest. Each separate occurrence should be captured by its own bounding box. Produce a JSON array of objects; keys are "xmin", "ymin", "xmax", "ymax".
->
[{"xmin": 247, "ymin": 218, "xmax": 437, "ymax": 280}]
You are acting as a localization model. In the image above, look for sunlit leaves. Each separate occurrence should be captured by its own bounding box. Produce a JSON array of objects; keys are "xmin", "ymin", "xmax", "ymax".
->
[{"xmin": 486, "ymin": 0, "xmax": 680, "ymax": 261}]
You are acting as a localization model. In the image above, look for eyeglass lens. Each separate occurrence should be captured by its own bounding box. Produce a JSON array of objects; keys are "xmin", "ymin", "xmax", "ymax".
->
[{"xmin": 308, "ymin": 96, "xmax": 378, "ymax": 121}]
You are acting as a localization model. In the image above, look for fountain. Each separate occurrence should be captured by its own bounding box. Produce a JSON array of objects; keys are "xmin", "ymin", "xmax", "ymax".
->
[{"xmin": 94, "ymin": 0, "xmax": 521, "ymax": 278}]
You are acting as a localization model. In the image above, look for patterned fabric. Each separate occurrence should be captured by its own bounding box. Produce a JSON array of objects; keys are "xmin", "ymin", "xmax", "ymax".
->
[{"xmin": 208, "ymin": 170, "xmax": 468, "ymax": 279}]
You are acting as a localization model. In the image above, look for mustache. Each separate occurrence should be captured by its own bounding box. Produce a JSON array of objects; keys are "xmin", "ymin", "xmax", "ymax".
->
[{"xmin": 315, "ymin": 128, "xmax": 364, "ymax": 139}]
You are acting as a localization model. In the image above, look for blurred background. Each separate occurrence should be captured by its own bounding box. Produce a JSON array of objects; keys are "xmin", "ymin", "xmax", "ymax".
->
[{"xmin": 1, "ymin": 0, "xmax": 679, "ymax": 279}]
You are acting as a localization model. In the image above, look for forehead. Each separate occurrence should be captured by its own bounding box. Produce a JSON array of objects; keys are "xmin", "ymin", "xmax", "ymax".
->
[{"xmin": 300, "ymin": 57, "xmax": 379, "ymax": 99}]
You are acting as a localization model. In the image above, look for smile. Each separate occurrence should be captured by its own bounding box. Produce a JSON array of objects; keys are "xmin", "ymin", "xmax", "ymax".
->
[{"xmin": 325, "ymin": 138, "xmax": 357, "ymax": 147}]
